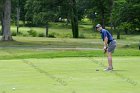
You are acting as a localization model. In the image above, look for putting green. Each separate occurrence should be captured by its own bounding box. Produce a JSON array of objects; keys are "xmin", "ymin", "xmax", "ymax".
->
[{"xmin": 0, "ymin": 57, "xmax": 139, "ymax": 93}]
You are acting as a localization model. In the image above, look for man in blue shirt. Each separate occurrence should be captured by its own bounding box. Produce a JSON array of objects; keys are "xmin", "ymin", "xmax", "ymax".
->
[{"xmin": 96, "ymin": 24, "xmax": 116, "ymax": 71}]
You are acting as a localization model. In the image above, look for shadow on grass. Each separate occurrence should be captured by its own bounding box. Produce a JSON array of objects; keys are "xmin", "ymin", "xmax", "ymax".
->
[{"xmin": 113, "ymin": 69, "xmax": 127, "ymax": 72}]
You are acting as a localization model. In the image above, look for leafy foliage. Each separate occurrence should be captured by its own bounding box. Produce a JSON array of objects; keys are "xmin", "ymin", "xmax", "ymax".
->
[{"xmin": 112, "ymin": 0, "xmax": 140, "ymax": 34}]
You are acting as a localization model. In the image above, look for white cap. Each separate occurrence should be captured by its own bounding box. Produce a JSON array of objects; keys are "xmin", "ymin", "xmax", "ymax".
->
[{"xmin": 96, "ymin": 24, "xmax": 102, "ymax": 28}]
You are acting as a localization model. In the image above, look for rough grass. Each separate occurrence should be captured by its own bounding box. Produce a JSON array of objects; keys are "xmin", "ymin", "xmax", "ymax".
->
[
  {"xmin": 0, "ymin": 37, "xmax": 139, "ymax": 60},
  {"xmin": 8, "ymin": 23, "xmax": 99, "ymax": 38}
]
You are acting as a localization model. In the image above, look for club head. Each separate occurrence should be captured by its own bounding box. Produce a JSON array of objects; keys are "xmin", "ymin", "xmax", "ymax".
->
[{"xmin": 96, "ymin": 69, "xmax": 99, "ymax": 71}]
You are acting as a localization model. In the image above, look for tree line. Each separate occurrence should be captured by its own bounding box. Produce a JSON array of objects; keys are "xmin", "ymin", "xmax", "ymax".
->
[{"xmin": 0, "ymin": 0, "xmax": 140, "ymax": 40}]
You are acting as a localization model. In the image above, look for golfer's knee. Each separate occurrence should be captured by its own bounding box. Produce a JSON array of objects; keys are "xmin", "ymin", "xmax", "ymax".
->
[{"xmin": 107, "ymin": 52, "xmax": 112, "ymax": 56}]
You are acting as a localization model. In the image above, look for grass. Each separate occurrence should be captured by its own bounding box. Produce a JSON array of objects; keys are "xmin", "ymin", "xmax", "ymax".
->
[
  {"xmin": 0, "ymin": 57, "xmax": 139, "ymax": 93},
  {"xmin": 0, "ymin": 48, "xmax": 140, "ymax": 60},
  {"xmin": 0, "ymin": 27, "xmax": 139, "ymax": 93},
  {"xmin": 2, "ymin": 23, "xmax": 140, "ymax": 39},
  {"xmin": 0, "ymin": 36, "xmax": 139, "ymax": 60},
  {"xmin": 2, "ymin": 23, "xmax": 97, "ymax": 38}
]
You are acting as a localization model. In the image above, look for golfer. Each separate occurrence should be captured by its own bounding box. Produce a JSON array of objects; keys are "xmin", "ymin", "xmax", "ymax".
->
[{"xmin": 96, "ymin": 24, "xmax": 116, "ymax": 71}]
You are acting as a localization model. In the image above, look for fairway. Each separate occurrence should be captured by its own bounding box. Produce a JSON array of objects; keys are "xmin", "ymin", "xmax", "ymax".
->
[{"xmin": 0, "ymin": 57, "xmax": 139, "ymax": 93}]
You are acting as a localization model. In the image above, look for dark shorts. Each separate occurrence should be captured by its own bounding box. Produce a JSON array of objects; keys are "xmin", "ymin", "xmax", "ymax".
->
[{"xmin": 108, "ymin": 40, "xmax": 116, "ymax": 53}]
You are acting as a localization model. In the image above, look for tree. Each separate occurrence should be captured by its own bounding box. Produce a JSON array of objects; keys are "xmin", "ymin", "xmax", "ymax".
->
[
  {"xmin": 90, "ymin": 0, "xmax": 113, "ymax": 28},
  {"xmin": 112, "ymin": 0, "xmax": 126, "ymax": 39},
  {"xmin": 0, "ymin": 0, "xmax": 4, "ymax": 35},
  {"xmin": 69, "ymin": 0, "xmax": 79, "ymax": 38},
  {"xmin": 112, "ymin": 0, "xmax": 140, "ymax": 38},
  {"xmin": 119, "ymin": 0, "xmax": 140, "ymax": 33},
  {"xmin": 25, "ymin": 0, "xmax": 60, "ymax": 26},
  {"xmin": 19, "ymin": 0, "xmax": 27, "ymax": 25},
  {"xmin": 109, "ymin": 0, "xmax": 114, "ymax": 35},
  {"xmin": 24, "ymin": 0, "xmax": 79, "ymax": 38},
  {"xmin": 1, "ymin": 0, "xmax": 13, "ymax": 41},
  {"xmin": 76, "ymin": 0, "xmax": 94, "ymax": 20}
]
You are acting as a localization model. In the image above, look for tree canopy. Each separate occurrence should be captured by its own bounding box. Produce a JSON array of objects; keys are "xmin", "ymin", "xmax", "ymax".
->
[{"xmin": 0, "ymin": 0, "xmax": 140, "ymax": 39}]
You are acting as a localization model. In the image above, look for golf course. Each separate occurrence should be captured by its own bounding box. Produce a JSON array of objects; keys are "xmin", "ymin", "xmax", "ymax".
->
[
  {"xmin": 0, "ymin": 0, "xmax": 140, "ymax": 93},
  {"xmin": 0, "ymin": 36, "xmax": 139, "ymax": 93}
]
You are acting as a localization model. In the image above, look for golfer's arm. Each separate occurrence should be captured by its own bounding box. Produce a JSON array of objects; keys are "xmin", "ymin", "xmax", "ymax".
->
[{"xmin": 104, "ymin": 37, "xmax": 108, "ymax": 48}]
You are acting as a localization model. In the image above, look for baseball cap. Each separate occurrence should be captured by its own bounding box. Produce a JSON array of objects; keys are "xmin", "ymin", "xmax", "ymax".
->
[{"xmin": 96, "ymin": 24, "xmax": 101, "ymax": 28}]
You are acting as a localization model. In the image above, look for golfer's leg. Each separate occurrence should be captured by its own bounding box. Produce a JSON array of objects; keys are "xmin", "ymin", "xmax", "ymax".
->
[{"xmin": 107, "ymin": 52, "xmax": 113, "ymax": 68}]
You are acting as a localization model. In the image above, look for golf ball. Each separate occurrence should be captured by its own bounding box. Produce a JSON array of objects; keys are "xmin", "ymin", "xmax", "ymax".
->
[{"xmin": 12, "ymin": 88, "xmax": 15, "ymax": 90}]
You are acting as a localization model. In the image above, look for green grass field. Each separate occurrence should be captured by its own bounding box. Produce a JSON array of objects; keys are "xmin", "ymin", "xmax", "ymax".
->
[
  {"xmin": 0, "ymin": 57, "xmax": 139, "ymax": 93},
  {"xmin": 0, "ymin": 35, "xmax": 140, "ymax": 93}
]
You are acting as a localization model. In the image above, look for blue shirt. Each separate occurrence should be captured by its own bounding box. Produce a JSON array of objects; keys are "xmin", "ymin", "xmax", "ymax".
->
[{"xmin": 100, "ymin": 29, "xmax": 113, "ymax": 44}]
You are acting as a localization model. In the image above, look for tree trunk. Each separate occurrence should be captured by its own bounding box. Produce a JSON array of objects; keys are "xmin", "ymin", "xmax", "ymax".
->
[
  {"xmin": 70, "ymin": 0, "xmax": 79, "ymax": 38},
  {"xmin": 1, "ymin": 12, "xmax": 4, "ymax": 35},
  {"xmin": 46, "ymin": 23, "xmax": 48, "ymax": 37},
  {"xmin": 117, "ymin": 29, "xmax": 120, "ymax": 39},
  {"xmin": 97, "ymin": 0, "xmax": 105, "ymax": 29},
  {"xmin": 101, "ymin": 10, "xmax": 105, "ymax": 29},
  {"xmin": 110, "ymin": 0, "xmax": 114, "ymax": 35},
  {"xmin": 1, "ymin": 0, "xmax": 13, "ymax": 41},
  {"xmin": 16, "ymin": 7, "xmax": 20, "ymax": 34}
]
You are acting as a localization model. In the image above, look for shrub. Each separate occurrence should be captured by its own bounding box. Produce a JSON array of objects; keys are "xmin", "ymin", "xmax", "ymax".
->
[
  {"xmin": 38, "ymin": 33, "xmax": 45, "ymax": 37},
  {"xmin": 22, "ymin": 33, "xmax": 28, "ymax": 37},
  {"xmin": 27, "ymin": 29, "xmax": 37, "ymax": 37},
  {"xmin": 59, "ymin": 33, "xmax": 72, "ymax": 38},
  {"xmin": 79, "ymin": 34, "xmax": 85, "ymax": 38},
  {"xmin": 48, "ymin": 32, "xmax": 56, "ymax": 38},
  {"xmin": 17, "ymin": 32, "xmax": 24, "ymax": 36},
  {"xmin": 12, "ymin": 32, "xmax": 17, "ymax": 36}
]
